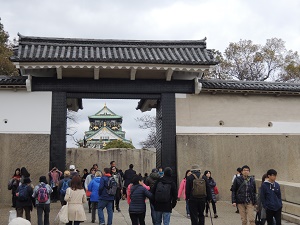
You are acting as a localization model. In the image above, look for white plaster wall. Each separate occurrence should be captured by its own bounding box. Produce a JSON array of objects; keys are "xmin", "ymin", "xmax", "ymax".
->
[{"xmin": 0, "ymin": 90, "xmax": 52, "ymax": 134}]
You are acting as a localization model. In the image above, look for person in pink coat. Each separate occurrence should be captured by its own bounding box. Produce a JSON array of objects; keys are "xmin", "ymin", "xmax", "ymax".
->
[{"xmin": 178, "ymin": 170, "xmax": 192, "ymax": 218}]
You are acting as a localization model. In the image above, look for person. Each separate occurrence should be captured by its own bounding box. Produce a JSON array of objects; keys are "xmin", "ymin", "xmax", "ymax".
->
[
  {"xmin": 81, "ymin": 169, "xmax": 89, "ymax": 188},
  {"xmin": 85, "ymin": 168, "xmax": 96, "ymax": 213},
  {"xmin": 20, "ymin": 167, "xmax": 31, "ymax": 184},
  {"xmin": 111, "ymin": 166, "xmax": 123, "ymax": 212},
  {"xmin": 232, "ymin": 165, "xmax": 257, "ymax": 225},
  {"xmin": 16, "ymin": 177, "xmax": 34, "ymax": 222},
  {"xmin": 64, "ymin": 176, "xmax": 87, "ymax": 225},
  {"xmin": 88, "ymin": 171, "xmax": 101, "ymax": 223},
  {"xmin": 203, "ymin": 170, "xmax": 218, "ymax": 218},
  {"xmin": 178, "ymin": 170, "xmax": 191, "ymax": 218},
  {"xmin": 110, "ymin": 161, "xmax": 116, "ymax": 168},
  {"xmin": 32, "ymin": 176, "xmax": 52, "ymax": 225},
  {"xmin": 98, "ymin": 168, "xmax": 114, "ymax": 225},
  {"xmin": 257, "ymin": 174, "xmax": 268, "ymax": 225},
  {"xmin": 58, "ymin": 170, "xmax": 71, "ymax": 206},
  {"xmin": 69, "ymin": 165, "xmax": 78, "ymax": 178},
  {"xmin": 152, "ymin": 167, "xmax": 177, "ymax": 225},
  {"xmin": 123, "ymin": 164, "xmax": 136, "ymax": 198},
  {"xmin": 158, "ymin": 167, "xmax": 164, "ymax": 177},
  {"xmin": 261, "ymin": 169, "xmax": 282, "ymax": 225},
  {"xmin": 232, "ymin": 167, "xmax": 242, "ymax": 213},
  {"xmin": 145, "ymin": 168, "xmax": 160, "ymax": 225},
  {"xmin": 11, "ymin": 168, "xmax": 21, "ymax": 208},
  {"xmin": 185, "ymin": 164, "xmax": 212, "ymax": 225},
  {"xmin": 127, "ymin": 174, "xmax": 153, "ymax": 225},
  {"xmin": 48, "ymin": 167, "xmax": 62, "ymax": 203}
]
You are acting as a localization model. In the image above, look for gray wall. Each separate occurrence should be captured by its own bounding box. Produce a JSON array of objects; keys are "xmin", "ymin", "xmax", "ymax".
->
[{"xmin": 176, "ymin": 135, "xmax": 300, "ymax": 201}]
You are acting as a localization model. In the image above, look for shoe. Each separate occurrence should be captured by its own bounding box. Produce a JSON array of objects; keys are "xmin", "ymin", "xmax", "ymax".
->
[
  {"xmin": 117, "ymin": 208, "xmax": 121, "ymax": 212},
  {"xmin": 205, "ymin": 213, "xmax": 208, "ymax": 217},
  {"xmin": 235, "ymin": 210, "xmax": 239, "ymax": 213},
  {"xmin": 91, "ymin": 220, "xmax": 95, "ymax": 223},
  {"xmin": 187, "ymin": 214, "xmax": 190, "ymax": 219},
  {"xmin": 214, "ymin": 214, "xmax": 218, "ymax": 218},
  {"xmin": 88, "ymin": 209, "xmax": 91, "ymax": 213}
]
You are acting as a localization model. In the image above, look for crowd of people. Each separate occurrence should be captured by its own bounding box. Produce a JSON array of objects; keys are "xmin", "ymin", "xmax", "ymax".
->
[{"xmin": 7, "ymin": 163, "xmax": 282, "ymax": 225}]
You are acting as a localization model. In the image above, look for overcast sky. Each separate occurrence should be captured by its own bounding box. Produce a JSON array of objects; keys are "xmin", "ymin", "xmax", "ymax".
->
[{"xmin": 1, "ymin": 0, "xmax": 299, "ymax": 147}]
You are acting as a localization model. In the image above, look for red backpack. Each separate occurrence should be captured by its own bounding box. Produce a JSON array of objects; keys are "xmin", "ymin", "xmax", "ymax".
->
[{"xmin": 37, "ymin": 184, "xmax": 49, "ymax": 203}]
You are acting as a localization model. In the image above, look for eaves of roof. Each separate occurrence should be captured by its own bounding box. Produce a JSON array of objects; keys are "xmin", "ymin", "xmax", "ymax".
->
[
  {"xmin": 85, "ymin": 126, "xmax": 128, "ymax": 142},
  {"xmin": 0, "ymin": 75, "xmax": 26, "ymax": 88},
  {"xmin": 11, "ymin": 34, "xmax": 218, "ymax": 66}
]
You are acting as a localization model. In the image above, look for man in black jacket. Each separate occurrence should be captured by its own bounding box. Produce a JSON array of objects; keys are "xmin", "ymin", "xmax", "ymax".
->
[
  {"xmin": 232, "ymin": 165, "xmax": 256, "ymax": 225},
  {"xmin": 152, "ymin": 167, "xmax": 177, "ymax": 225},
  {"xmin": 123, "ymin": 164, "xmax": 136, "ymax": 198},
  {"xmin": 185, "ymin": 164, "xmax": 212, "ymax": 225}
]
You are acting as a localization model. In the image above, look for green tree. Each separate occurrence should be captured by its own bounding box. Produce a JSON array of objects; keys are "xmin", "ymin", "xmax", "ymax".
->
[
  {"xmin": 0, "ymin": 18, "xmax": 18, "ymax": 76},
  {"xmin": 212, "ymin": 38, "xmax": 300, "ymax": 82},
  {"xmin": 103, "ymin": 140, "xmax": 135, "ymax": 149}
]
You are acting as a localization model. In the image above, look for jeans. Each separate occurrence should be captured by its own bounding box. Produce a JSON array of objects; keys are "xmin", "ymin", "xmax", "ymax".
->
[
  {"xmin": 150, "ymin": 203, "xmax": 157, "ymax": 224},
  {"xmin": 129, "ymin": 212, "xmax": 146, "ymax": 225},
  {"xmin": 155, "ymin": 211, "xmax": 171, "ymax": 225},
  {"xmin": 237, "ymin": 203, "xmax": 255, "ymax": 225},
  {"xmin": 188, "ymin": 199, "xmax": 206, "ymax": 225},
  {"xmin": 16, "ymin": 206, "xmax": 31, "ymax": 221},
  {"xmin": 186, "ymin": 199, "xmax": 190, "ymax": 215},
  {"xmin": 266, "ymin": 208, "xmax": 281, "ymax": 225},
  {"xmin": 91, "ymin": 202, "xmax": 98, "ymax": 222},
  {"xmin": 98, "ymin": 200, "xmax": 113, "ymax": 225},
  {"xmin": 36, "ymin": 204, "xmax": 50, "ymax": 225}
]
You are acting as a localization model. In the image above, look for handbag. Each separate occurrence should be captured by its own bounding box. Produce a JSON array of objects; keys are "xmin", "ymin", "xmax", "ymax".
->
[
  {"xmin": 55, "ymin": 204, "xmax": 69, "ymax": 223},
  {"xmin": 86, "ymin": 190, "xmax": 91, "ymax": 197},
  {"xmin": 8, "ymin": 209, "xmax": 17, "ymax": 222},
  {"xmin": 213, "ymin": 186, "xmax": 219, "ymax": 195}
]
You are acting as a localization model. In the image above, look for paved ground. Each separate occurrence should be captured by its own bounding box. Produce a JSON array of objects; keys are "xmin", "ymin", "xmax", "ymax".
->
[{"xmin": 1, "ymin": 199, "xmax": 297, "ymax": 225}]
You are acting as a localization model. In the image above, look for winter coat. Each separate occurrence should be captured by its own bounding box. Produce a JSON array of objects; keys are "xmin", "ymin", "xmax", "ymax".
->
[
  {"xmin": 127, "ymin": 183, "xmax": 150, "ymax": 204},
  {"xmin": 231, "ymin": 175, "xmax": 256, "ymax": 204},
  {"xmin": 145, "ymin": 172, "xmax": 160, "ymax": 191},
  {"xmin": 185, "ymin": 171, "xmax": 212, "ymax": 202},
  {"xmin": 32, "ymin": 182, "xmax": 53, "ymax": 205},
  {"xmin": 88, "ymin": 177, "xmax": 101, "ymax": 202},
  {"xmin": 128, "ymin": 184, "xmax": 153, "ymax": 213},
  {"xmin": 98, "ymin": 174, "xmax": 115, "ymax": 201},
  {"xmin": 123, "ymin": 168, "xmax": 136, "ymax": 187},
  {"xmin": 64, "ymin": 188, "xmax": 87, "ymax": 222},
  {"xmin": 178, "ymin": 178, "xmax": 187, "ymax": 200},
  {"xmin": 16, "ymin": 184, "xmax": 34, "ymax": 210},
  {"xmin": 151, "ymin": 176, "xmax": 177, "ymax": 212},
  {"xmin": 260, "ymin": 181, "xmax": 282, "ymax": 211},
  {"xmin": 206, "ymin": 177, "xmax": 217, "ymax": 203},
  {"xmin": 84, "ymin": 174, "xmax": 95, "ymax": 190}
]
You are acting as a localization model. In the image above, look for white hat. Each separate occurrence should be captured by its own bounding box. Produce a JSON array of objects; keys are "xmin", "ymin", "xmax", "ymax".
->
[
  {"xmin": 70, "ymin": 165, "xmax": 75, "ymax": 170},
  {"xmin": 9, "ymin": 217, "xmax": 31, "ymax": 225}
]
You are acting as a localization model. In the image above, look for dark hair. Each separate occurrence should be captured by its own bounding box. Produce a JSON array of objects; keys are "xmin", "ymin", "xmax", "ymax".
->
[
  {"xmin": 129, "ymin": 164, "xmax": 134, "ymax": 169},
  {"xmin": 164, "ymin": 167, "xmax": 172, "ymax": 177},
  {"xmin": 20, "ymin": 167, "xmax": 30, "ymax": 177},
  {"xmin": 104, "ymin": 168, "xmax": 110, "ymax": 174},
  {"xmin": 267, "ymin": 169, "xmax": 277, "ymax": 177},
  {"xmin": 144, "ymin": 173, "xmax": 148, "ymax": 177},
  {"xmin": 90, "ymin": 167, "xmax": 95, "ymax": 173},
  {"xmin": 93, "ymin": 164, "xmax": 98, "ymax": 167},
  {"xmin": 110, "ymin": 166, "xmax": 117, "ymax": 174},
  {"xmin": 262, "ymin": 173, "xmax": 268, "ymax": 182},
  {"xmin": 13, "ymin": 168, "xmax": 20, "ymax": 176},
  {"xmin": 110, "ymin": 161, "xmax": 115, "ymax": 165},
  {"xmin": 132, "ymin": 174, "xmax": 142, "ymax": 185},
  {"xmin": 184, "ymin": 170, "xmax": 191, "ymax": 179},
  {"xmin": 241, "ymin": 165, "xmax": 250, "ymax": 172},
  {"xmin": 237, "ymin": 167, "xmax": 242, "ymax": 173},
  {"xmin": 71, "ymin": 176, "xmax": 83, "ymax": 190},
  {"xmin": 83, "ymin": 169, "xmax": 88, "ymax": 173},
  {"xmin": 204, "ymin": 170, "xmax": 211, "ymax": 176}
]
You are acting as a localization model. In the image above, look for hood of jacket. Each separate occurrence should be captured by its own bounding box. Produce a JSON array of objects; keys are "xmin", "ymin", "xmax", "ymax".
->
[
  {"xmin": 150, "ymin": 172, "xmax": 160, "ymax": 180},
  {"xmin": 94, "ymin": 177, "xmax": 101, "ymax": 183},
  {"xmin": 159, "ymin": 175, "xmax": 174, "ymax": 184}
]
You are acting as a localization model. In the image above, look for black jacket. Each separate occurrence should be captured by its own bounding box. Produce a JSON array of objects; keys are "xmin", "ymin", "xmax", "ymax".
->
[
  {"xmin": 151, "ymin": 176, "xmax": 177, "ymax": 212},
  {"xmin": 129, "ymin": 184, "xmax": 153, "ymax": 213},
  {"xmin": 231, "ymin": 175, "xmax": 256, "ymax": 204},
  {"xmin": 16, "ymin": 184, "xmax": 34, "ymax": 210},
  {"xmin": 123, "ymin": 168, "xmax": 136, "ymax": 187},
  {"xmin": 185, "ymin": 171, "xmax": 212, "ymax": 201}
]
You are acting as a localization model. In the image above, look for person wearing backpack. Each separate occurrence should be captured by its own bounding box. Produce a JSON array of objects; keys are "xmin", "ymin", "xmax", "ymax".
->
[
  {"xmin": 32, "ymin": 176, "xmax": 52, "ymax": 225},
  {"xmin": 151, "ymin": 167, "xmax": 177, "ymax": 225},
  {"xmin": 232, "ymin": 165, "xmax": 257, "ymax": 225},
  {"xmin": 185, "ymin": 164, "xmax": 212, "ymax": 225},
  {"xmin": 16, "ymin": 177, "xmax": 34, "ymax": 222},
  {"xmin": 58, "ymin": 170, "xmax": 71, "ymax": 206},
  {"xmin": 98, "ymin": 168, "xmax": 115, "ymax": 225},
  {"xmin": 88, "ymin": 171, "xmax": 101, "ymax": 223}
]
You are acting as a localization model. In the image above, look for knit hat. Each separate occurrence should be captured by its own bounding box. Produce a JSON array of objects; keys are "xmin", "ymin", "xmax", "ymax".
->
[
  {"xmin": 152, "ymin": 168, "xmax": 158, "ymax": 173},
  {"xmin": 23, "ymin": 177, "xmax": 31, "ymax": 184},
  {"xmin": 191, "ymin": 164, "xmax": 201, "ymax": 171},
  {"xmin": 39, "ymin": 176, "xmax": 47, "ymax": 183},
  {"xmin": 164, "ymin": 167, "xmax": 172, "ymax": 177}
]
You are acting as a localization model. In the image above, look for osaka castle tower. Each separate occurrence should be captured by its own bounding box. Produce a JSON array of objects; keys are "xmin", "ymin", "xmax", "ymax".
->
[{"xmin": 80, "ymin": 104, "xmax": 132, "ymax": 149}]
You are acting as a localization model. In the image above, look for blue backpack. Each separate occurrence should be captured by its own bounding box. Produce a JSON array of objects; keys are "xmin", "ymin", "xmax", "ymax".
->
[
  {"xmin": 60, "ymin": 179, "xmax": 70, "ymax": 196},
  {"xmin": 18, "ymin": 185, "xmax": 29, "ymax": 202}
]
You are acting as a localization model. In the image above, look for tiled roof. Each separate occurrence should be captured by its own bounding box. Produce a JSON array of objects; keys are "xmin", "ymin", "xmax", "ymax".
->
[
  {"xmin": 200, "ymin": 79, "xmax": 300, "ymax": 93},
  {"xmin": 0, "ymin": 76, "xmax": 26, "ymax": 85},
  {"xmin": 11, "ymin": 34, "xmax": 217, "ymax": 65}
]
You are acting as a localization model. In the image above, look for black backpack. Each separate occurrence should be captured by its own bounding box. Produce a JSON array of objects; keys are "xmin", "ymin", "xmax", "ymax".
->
[{"xmin": 155, "ymin": 181, "xmax": 171, "ymax": 202}]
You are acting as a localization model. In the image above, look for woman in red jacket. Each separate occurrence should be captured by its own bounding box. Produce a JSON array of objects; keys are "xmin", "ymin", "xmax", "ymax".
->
[{"xmin": 178, "ymin": 170, "xmax": 191, "ymax": 218}]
